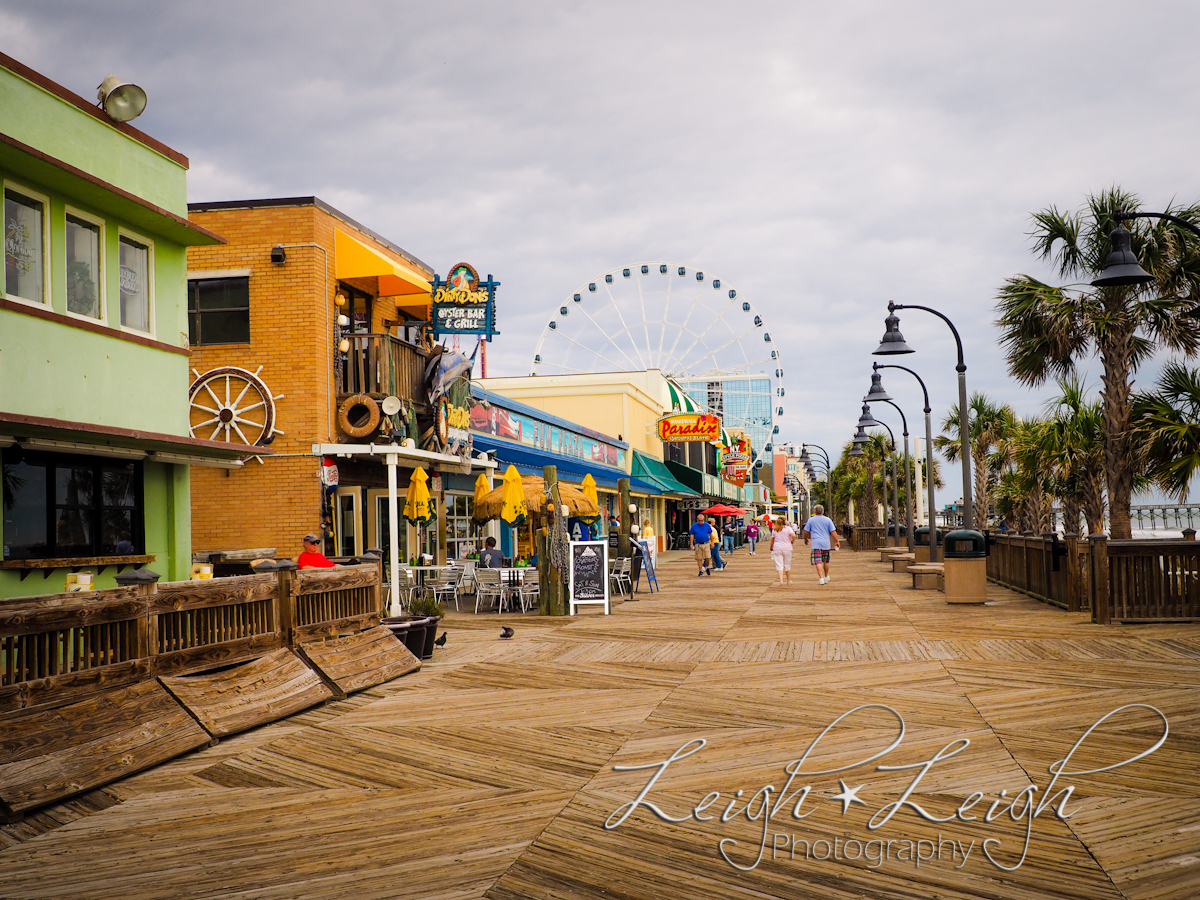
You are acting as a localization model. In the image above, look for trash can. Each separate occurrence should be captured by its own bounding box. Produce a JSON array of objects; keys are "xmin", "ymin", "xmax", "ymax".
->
[
  {"xmin": 943, "ymin": 529, "xmax": 987, "ymax": 604},
  {"xmin": 914, "ymin": 527, "xmax": 943, "ymax": 563}
]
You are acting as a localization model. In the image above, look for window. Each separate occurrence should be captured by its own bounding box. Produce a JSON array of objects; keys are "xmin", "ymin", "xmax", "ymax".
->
[
  {"xmin": 338, "ymin": 283, "xmax": 373, "ymax": 333},
  {"xmin": 65, "ymin": 212, "xmax": 103, "ymax": 319},
  {"xmin": 2, "ymin": 450, "xmax": 142, "ymax": 560},
  {"xmin": 188, "ymin": 277, "xmax": 250, "ymax": 345},
  {"xmin": 4, "ymin": 188, "xmax": 46, "ymax": 304},
  {"xmin": 446, "ymin": 494, "xmax": 475, "ymax": 560},
  {"xmin": 119, "ymin": 234, "xmax": 151, "ymax": 332}
]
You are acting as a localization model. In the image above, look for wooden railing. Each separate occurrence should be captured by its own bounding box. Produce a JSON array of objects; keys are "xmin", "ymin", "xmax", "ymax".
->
[
  {"xmin": 0, "ymin": 561, "xmax": 383, "ymax": 713},
  {"xmin": 1089, "ymin": 537, "xmax": 1200, "ymax": 624},
  {"xmin": 986, "ymin": 531, "xmax": 1198, "ymax": 624},
  {"xmin": 337, "ymin": 333, "xmax": 429, "ymax": 403},
  {"xmin": 852, "ymin": 526, "xmax": 887, "ymax": 552}
]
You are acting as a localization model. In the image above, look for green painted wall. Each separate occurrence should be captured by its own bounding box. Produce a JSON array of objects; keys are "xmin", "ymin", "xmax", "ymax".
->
[
  {"xmin": 0, "ymin": 67, "xmax": 187, "ymax": 213},
  {"xmin": 0, "ymin": 61, "xmax": 199, "ymax": 598}
]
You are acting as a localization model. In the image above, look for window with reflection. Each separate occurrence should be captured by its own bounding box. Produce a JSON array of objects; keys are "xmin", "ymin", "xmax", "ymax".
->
[
  {"xmin": 119, "ymin": 235, "xmax": 151, "ymax": 331},
  {"xmin": 66, "ymin": 214, "xmax": 102, "ymax": 318},
  {"xmin": 2, "ymin": 449, "xmax": 143, "ymax": 560},
  {"xmin": 4, "ymin": 188, "xmax": 45, "ymax": 303}
]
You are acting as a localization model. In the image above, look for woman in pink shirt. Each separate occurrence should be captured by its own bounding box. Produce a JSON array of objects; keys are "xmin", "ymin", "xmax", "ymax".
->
[{"xmin": 770, "ymin": 516, "xmax": 796, "ymax": 585}]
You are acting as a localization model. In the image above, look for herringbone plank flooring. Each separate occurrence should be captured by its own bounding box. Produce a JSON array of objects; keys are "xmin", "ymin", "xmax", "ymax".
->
[{"xmin": 3, "ymin": 547, "xmax": 1199, "ymax": 899}]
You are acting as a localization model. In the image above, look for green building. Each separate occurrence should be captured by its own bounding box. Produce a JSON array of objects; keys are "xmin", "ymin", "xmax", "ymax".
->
[{"xmin": 0, "ymin": 52, "xmax": 259, "ymax": 598}]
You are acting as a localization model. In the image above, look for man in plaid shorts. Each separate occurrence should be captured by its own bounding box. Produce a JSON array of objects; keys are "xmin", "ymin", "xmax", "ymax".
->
[{"xmin": 802, "ymin": 504, "xmax": 840, "ymax": 585}]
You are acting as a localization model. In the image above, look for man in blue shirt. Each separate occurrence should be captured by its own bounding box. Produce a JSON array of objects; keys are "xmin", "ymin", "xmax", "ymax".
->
[
  {"xmin": 689, "ymin": 514, "xmax": 715, "ymax": 576},
  {"xmin": 802, "ymin": 504, "xmax": 841, "ymax": 585}
]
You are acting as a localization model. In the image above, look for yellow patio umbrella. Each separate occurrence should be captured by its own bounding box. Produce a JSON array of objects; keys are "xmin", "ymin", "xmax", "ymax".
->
[
  {"xmin": 579, "ymin": 473, "xmax": 600, "ymax": 524},
  {"xmin": 404, "ymin": 466, "xmax": 434, "ymax": 524},
  {"xmin": 473, "ymin": 472, "xmax": 491, "ymax": 508},
  {"xmin": 499, "ymin": 465, "xmax": 528, "ymax": 527}
]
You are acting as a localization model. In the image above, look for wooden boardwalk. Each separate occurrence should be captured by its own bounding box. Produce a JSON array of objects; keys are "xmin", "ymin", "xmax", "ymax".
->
[{"xmin": 3, "ymin": 548, "xmax": 1199, "ymax": 899}]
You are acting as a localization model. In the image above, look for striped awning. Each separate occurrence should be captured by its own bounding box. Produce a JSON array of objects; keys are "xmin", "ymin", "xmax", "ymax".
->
[{"xmin": 666, "ymin": 380, "xmax": 700, "ymax": 413}]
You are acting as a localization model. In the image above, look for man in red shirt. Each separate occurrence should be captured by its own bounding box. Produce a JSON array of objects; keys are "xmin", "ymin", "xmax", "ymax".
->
[{"xmin": 297, "ymin": 533, "xmax": 336, "ymax": 568}]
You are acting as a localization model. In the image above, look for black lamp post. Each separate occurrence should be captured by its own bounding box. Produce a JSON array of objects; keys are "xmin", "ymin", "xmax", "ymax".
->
[
  {"xmin": 856, "ymin": 404, "xmax": 893, "ymax": 538},
  {"xmin": 869, "ymin": 400, "xmax": 914, "ymax": 551},
  {"xmin": 1092, "ymin": 210, "xmax": 1200, "ymax": 287},
  {"xmin": 873, "ymin": 302, "xmax": 973, "ymax": 530},
  {"xmin": 801, "ymin": 444, "xmax": 833, "ymax": 523},
  {"xmin": 871, "ymin": 362, "xmax": 938, "ymax": 561}
]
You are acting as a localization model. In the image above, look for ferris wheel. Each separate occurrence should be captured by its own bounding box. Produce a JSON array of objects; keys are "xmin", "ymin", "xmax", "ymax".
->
[{"xmin": 531, "ymin": 262, "xmax": 784, "ymax": 445}]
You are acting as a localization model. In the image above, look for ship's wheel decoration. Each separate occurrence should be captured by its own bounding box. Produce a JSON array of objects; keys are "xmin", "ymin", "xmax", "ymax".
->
[{"xmin": 189, "ymin": 366, "xmax": 284, "ymax": 463}]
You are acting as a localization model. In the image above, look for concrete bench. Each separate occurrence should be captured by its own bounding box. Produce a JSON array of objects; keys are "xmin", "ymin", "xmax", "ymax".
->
[
  {"xmin": 909, "ymin": 564, "xmax": 944, "ymax": 590},
  {"xmin": 880, "ymin": 548, "xmax": 908, "ymax": 563},
  {"xmin": 890, "ymin": 553, "xmax": 917, "ymax": 573}
]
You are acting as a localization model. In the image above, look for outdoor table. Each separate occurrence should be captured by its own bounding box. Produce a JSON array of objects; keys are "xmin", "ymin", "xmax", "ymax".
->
[{"xmin": 400, "ymin": 565, "xmax": 452, "ymax": 588}]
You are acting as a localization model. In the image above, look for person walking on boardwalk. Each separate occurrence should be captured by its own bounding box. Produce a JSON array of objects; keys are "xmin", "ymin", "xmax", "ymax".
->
[
  {"xmin": 745, "ymin": 520, "xmax": 760, "ymax": 555},
  {"xmin": 689, "ymin": 513, "xmax": 715, "ymax": 576},
  {"xmin": 769, "ymin": 516, "xmax": 796, "ymax": 585},
  {"xmin": 803, "ymin": 504, "xmax": 840, "ymax": 584}
]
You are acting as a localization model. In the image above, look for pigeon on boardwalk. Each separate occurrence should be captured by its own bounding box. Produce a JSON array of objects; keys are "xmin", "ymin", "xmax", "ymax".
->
[
  {"xmin": 434, "ymin": 631, "xmax": 447, "ymax": 647},
  {"xmin": 500, "ymin": 626, "xmax": 514, "ymax": 639}
]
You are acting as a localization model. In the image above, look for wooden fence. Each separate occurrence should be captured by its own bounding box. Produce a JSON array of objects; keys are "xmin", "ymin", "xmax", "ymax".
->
[
  {"xmin": 986, "ymin": 532, "xmax": 1198, "ymax": 624},
  {"xmin": 0, "ymin": 562, "xmax": 382, "ymax": 714},
  {"xmin": 851, "ymin": 526, "xmax": 887, "ymax": 552}
]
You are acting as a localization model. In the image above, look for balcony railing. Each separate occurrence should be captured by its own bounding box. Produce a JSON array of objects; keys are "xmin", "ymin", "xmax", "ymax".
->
[{"xmin": 338, "ymin": 333, "xmax": 430, "ymax": 405}]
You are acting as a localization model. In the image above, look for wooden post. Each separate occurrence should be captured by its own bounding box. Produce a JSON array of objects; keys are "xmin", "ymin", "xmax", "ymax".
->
[
  {"xmin": 542, "ymin": 465, "xmax": 565, "ymax": 616},
  {"xmin": 1041, "ymin": 531, "xmax": 1057, "ymax": 601},
  {"xmin": 115, "ymin": 568, "xmax": 161, "ymax": 660},
  {"xmin": 1064, "ymin": 534, "xmax": 1080, "ymax": 613},
  {"xmin": 1021, "ymin": 532, "xmax": 1033, "ymax": 592},
  {"xmin": 275, "ymin": 560, "xmax": 298, "ymax": 647},
  {"xmin": 618, "ymin": 478, "xmax": 631, "ymax": 559},
  {"xmin": 1089, "ymin": 534, "xmax": 1110, "ymax": 625}
]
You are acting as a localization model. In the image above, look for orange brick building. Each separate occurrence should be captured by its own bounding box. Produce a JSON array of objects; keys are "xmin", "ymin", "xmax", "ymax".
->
[{"xmin": 185, "ymin": 197, "xmax": 492, "ymax": 566}]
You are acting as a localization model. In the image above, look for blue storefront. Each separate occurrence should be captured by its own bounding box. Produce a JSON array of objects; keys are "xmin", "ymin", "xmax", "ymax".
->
[{"xmin": 470, "ymin": 387, "xmax": 661, "ymax": 555}]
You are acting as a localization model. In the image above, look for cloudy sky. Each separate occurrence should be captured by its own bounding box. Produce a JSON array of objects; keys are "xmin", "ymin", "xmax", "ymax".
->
[{"xmin": 8, "ymin": 1, "xmax": 1200, "ymax": 507}]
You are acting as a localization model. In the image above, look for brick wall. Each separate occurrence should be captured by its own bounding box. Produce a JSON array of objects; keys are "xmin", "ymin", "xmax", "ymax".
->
[{"xmin": 185, "ymin": 202, "xmax": 431, "ymax": 556}]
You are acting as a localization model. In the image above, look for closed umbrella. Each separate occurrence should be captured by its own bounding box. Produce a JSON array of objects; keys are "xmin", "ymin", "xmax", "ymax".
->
[
  {"xmin": 499, "ymin": 465, "xmax": 528, "ymax": 527},
  {"xmin": 580, "ymin": 474, "xmax": 600, "ymax": 524},
  {"xmin": 473, "ymin": 472, "xmax": 490, "ymax": 507},
  {"xmin": 404, "ymin": 466, "xmax": 434, "ymax": 524}
]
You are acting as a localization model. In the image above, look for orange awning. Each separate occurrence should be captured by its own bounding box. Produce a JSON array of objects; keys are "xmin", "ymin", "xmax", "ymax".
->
[{"xmin": 334, "ymin": 228, "xmax": 431, "ymax": 300}]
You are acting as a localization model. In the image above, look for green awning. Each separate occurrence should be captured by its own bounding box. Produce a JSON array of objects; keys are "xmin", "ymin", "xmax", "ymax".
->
[{"xmin": 632, "ymin": 450, "xmax": 700, "ymax": 497}]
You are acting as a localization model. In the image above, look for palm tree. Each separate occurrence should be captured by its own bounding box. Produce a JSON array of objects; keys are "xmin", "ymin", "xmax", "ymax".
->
[
  {"xmin": 995, "ymin": 187, "xmax": 1200, "ymax": 539},
  {"xmin": 936, "ymin": 393, "xmax": 1015, "ymax": 529},
  {"xmin": 1035, "ymin": 376, "xmax": 1107, "ymax": 535},
  {"xmin": 1132, "ymin": 361, "xmax": 1200, "ymax": 501}
]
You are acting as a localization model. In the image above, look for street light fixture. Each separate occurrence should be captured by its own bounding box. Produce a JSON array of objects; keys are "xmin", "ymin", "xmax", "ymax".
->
[
  {"xmin": 872, "ymin": 361, "xmax": 939, "ymax": 561},
  {"xmin": 874, "ymin": 301, "xmax": 973, "ymax": 529},
  {"xmin": 855, "ymin": 411, "xmax": 898, "ymax": 545},
  {"xmin": 1092, "ymin": 210, "xmax": 1200, "ymax": 287},
  {"xmin": 867, "ymin": 399, "xmax": 913, "ymax": 551},
  {"xmin": 802, "ymin": 443, "xmax": 834, "ymax": 520}
]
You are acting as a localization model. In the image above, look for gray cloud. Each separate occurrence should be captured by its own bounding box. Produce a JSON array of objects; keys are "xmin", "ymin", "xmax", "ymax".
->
[{"xmin": 8, "ymin": 0, "xmax": 1200, "ymax": 505}]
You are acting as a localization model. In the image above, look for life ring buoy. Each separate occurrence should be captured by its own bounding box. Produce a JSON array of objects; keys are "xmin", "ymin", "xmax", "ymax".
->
[{"xmin": 338, "ymin": 394, "xmax": 381, "ymax": 438}]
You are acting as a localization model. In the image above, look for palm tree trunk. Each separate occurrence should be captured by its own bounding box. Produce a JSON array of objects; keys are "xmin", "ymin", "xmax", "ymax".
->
[
  {"xmin": 861, "ymin": 461, "xmax": 879, "ymax": 527},
  {"xmin": 1083, "ymin": 471, "xmax": 1105, "ymax": 535},
  {"xmin": 972, "ymin": 447, "xmax": 990, "ymax": 530},
  {"xmin": 1100, "ymin": 322, "xmax": 1134, "ymax": 539},
  {"xmin": 1061, "ymin": 497, "xmax": 1081, "ymax": 536}
]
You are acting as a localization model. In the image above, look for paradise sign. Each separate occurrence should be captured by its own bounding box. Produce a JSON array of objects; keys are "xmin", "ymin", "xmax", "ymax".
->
[
  {"xmin": 431, "ymin": 262, "xmax": 499, "ymax": 339},
  {"xmin": 657, "ymin": 412, "xmax": 721, "ymax": 443}
]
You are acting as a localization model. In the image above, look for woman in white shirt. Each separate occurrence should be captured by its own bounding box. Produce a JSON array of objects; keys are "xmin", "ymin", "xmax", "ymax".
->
[{"xmin": 770, "ymin": 516, "xmax": 796, "ymax": 585}]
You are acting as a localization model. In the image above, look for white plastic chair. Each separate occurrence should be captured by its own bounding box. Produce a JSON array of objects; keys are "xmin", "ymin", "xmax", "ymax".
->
[
  {"xmin": 475, "ymin": 568, "xmax": 505, "ymax": 614},
  {"xmin": 517, "ymin": 569, "xmax": 540, "ymax": 612}
]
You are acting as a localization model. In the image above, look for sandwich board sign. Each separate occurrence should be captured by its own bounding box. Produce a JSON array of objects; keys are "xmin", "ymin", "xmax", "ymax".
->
[{"xmin": 569, "ymin": 540, "xmax": 610, "ymax": 615}]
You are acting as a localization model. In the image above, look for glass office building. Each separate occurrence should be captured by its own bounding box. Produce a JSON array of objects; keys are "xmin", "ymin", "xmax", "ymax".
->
[{"xmin": 678, "ymin": 374, "xmax": 775, "ymax": 453}]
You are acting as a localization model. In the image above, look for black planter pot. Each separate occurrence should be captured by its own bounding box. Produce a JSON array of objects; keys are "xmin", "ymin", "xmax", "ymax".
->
[
  {"xmin": 382, "ymin": 616, "xmax": 430, "ymax": 658},
  {"xmin": 421, "ymin": 615, "xmax": 442, "ymax": 660}
]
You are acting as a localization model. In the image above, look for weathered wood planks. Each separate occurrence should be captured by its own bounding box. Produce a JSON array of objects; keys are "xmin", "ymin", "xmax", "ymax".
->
[
  {"xmin": 158, "ymin": 648, "xmax": 333, "ymax": 738},
  {"xmin": 0, "ymin": 680, "xmax": 209, "ymax": 817},
  {"xmin": 295, "ymin": 626, "xmax": 420, "ymax": 698}
]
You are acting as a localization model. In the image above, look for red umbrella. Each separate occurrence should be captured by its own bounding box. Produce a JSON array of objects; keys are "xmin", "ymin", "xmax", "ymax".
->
[{"xmin": 703, "ymin": 504, "xmax": 747, "ymax": 516}]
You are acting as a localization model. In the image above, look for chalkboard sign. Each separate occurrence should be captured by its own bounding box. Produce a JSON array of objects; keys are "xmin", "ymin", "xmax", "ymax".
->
[
  {"xmin": 637, "ymin": 540, "xmax": 658, "ymax": 593},
  {"xmin": 569, "ymin": 540, "xmax": 610, "ymax": 615}
]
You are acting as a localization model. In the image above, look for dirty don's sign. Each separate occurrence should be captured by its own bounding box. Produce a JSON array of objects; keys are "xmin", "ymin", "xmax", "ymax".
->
[{"xmin": 431, "ymin": 262, "xmax": 499, "ymax": 339}]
